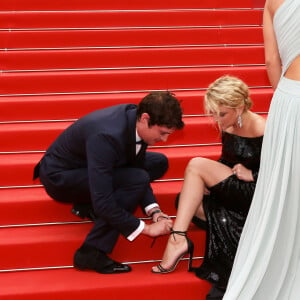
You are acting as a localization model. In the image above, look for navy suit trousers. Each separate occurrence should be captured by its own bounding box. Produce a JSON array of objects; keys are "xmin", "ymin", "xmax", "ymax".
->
[{"xmin": 39, "ymin": 151, "xmax": 168, "ymax": 252}]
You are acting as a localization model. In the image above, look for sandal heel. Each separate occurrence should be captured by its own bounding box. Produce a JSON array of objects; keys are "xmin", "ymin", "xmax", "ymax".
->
[{"xmin": 152, "ymin": 229, "xmax": 194, "ymax": 274}]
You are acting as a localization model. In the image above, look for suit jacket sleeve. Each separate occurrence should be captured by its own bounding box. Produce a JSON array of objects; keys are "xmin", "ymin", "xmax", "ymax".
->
[{"xmin": 86, "ymin": 133, "xmax": 140, "ymax": 238}]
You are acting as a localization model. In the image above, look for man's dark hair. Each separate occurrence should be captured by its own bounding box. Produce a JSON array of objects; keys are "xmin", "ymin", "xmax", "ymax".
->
[{"xmin": 136, "ymin": 91, "xmax": 184, "ymax": 129}]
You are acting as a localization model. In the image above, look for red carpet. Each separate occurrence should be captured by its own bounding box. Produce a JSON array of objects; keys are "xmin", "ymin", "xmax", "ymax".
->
[{"xmin": 0, "ymin": 0, "xmax": 268, "ymax": 299}]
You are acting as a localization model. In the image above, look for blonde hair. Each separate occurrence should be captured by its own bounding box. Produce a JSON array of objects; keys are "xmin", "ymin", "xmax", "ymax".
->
[{"xmin": 204, "ymin": 75, "xmax": 252, "ymax": 114}]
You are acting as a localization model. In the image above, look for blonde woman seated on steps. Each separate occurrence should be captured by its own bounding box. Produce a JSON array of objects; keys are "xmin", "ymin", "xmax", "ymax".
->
[{"xmin": 152, "ymin": 75, "xmax": 266, "ymax": 300}]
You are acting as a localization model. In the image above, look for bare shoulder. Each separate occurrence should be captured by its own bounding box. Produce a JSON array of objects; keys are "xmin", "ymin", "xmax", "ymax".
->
[
  {"xmin": 251, "ymin": 113, "xmax": 266, "ymax": 136},
  {"xmin": 233, "ymin": 111, "xmax": 266, "ymax": 137},
  {"xmin": 267, "ymin": 0, "xmax": 286, "ymax": 15}
]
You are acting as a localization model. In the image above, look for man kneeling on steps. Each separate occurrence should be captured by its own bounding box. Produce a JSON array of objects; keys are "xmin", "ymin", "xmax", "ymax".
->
[{"xmin": 33, "ymin": 91, "xmax": 184, "ymax": 274}]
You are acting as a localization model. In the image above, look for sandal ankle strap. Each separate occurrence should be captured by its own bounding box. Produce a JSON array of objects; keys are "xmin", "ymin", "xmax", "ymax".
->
[{"xmin": 170, "ymin": 228, "xmax": 187, "ymax": 240}]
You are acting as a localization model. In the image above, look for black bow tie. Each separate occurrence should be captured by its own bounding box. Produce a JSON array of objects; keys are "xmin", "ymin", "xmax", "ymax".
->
[{"xmin": 136, "ymin": 140, "xmax": 143, "ymax": 144}]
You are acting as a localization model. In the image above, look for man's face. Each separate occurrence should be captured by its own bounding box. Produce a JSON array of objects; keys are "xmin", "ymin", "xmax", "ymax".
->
[{"xmin": 137, "ymin": 113, "xmax": 176, "ymax": 145}]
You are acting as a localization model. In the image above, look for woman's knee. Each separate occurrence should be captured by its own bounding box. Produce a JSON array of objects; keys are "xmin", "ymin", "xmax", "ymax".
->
[{"xmin": 185, "ymin": 157, "xmax": 208, "ymax": 175}]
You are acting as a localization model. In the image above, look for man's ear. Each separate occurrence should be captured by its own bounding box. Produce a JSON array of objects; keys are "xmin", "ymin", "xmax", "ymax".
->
[{"xmin": 140, "ymin": 113, "xmax": 150, "ymax": 124}]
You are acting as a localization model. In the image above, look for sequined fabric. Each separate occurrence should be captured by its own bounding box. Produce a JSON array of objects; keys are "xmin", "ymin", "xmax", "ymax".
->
[{"xmin": 193, "ymin": 131, "xmax": 263, "ymax": 289}]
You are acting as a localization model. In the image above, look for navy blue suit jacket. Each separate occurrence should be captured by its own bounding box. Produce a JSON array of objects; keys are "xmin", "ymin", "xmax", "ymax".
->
[{"xmin": 40, "ymin": 104, "xmax": 156, "ymax": 236}]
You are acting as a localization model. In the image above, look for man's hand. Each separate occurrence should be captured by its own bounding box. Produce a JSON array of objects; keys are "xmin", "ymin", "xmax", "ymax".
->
[
  {"xmin": 148, "ymin": 207, "xmax": 170, "ymax": 223},
  {"xmin": 152, "ymin": 211, "xmax": 170, "ymax": 223},
  {"xmin": 142, "ymin": 219, "xmax": 173, "ymax": 237}
]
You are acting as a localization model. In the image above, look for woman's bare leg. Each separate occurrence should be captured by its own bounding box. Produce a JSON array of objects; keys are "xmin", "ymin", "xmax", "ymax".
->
[{"xmin": 152, "ymin": 157, "xmax": 233, "ymax": 272}]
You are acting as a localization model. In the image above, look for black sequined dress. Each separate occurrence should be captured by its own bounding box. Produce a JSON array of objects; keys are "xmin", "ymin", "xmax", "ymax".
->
[{"xmin": 193, "ymin": 131, "xmax": 263, "ymax": 289}]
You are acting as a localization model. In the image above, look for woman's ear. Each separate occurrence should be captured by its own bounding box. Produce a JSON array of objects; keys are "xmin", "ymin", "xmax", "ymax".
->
[{"xmin": 236, "ymin": 105, "xmax": 245, "ymax": 115}]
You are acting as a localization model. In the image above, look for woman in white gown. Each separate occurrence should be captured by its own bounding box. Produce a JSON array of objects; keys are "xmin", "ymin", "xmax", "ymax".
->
[{"xmin": 223, "ymin": 0, "xmax": 300, "ymax": 299}]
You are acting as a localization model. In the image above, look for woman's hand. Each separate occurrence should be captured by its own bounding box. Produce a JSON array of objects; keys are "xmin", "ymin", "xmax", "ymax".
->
[{"xmin": 232, "ymin": 163, "xmax": 254, "ymax": 182}]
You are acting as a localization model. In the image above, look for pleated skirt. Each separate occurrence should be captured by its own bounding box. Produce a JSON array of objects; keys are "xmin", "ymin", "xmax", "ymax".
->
[{"xmin": 223, "ymin": 76, "xmax": 300, "ymax": 300}]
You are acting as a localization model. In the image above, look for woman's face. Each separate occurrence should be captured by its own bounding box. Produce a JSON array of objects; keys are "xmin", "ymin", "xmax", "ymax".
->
[{"xmin": 211, "ymin": 105, "xmax": 239, "ymax": 131}]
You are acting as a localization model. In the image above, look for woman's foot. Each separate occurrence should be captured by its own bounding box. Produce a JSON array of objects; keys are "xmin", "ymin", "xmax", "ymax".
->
[{"xmin": 152, "ymin": 230, "xmax": 193, "ymax": 273}]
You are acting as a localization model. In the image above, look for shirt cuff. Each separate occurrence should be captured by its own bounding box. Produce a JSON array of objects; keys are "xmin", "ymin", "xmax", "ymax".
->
[
  {"xmin": 145, "ymin": 203, "xmax": 160, "ymax": 216},
  {"xmin": 127, "ymin": 220, "xmax": 145, "ymax": 241}
]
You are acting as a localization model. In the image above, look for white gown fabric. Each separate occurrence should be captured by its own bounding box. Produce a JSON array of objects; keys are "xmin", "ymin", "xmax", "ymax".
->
[{"xmin": 223, "ymin": 0, "xmax": 300, "ymax": 299}]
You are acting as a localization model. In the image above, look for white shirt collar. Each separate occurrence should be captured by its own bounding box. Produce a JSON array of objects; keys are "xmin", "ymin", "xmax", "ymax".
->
[{"xmin": 136, "ymin": 129, "xmax": 142, "ymax": 143}]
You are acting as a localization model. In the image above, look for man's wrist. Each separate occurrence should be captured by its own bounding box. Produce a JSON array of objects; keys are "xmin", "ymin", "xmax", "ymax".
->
[
  {"xmin": 145, "ymin": 204, "xmax": 160, "ymax": 216},
  {"xmin": 149, "ymin": 209, "xmax": 162, "ymax": 218},
  {"xmin": 142, "ymin": 223, "xmax": 151, "ymax": 236}
]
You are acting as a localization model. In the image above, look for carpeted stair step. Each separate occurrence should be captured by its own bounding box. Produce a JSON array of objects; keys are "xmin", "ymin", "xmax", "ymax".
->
[
  {"xmin": 0, "ymin": 117, "xmax": 223, "ymax": 152},
  {"xmin": 0, "ymin": 145, "xmax": 221, "ymax": 187},
  {"xmin": 0, "ymin": 0, "xmax": 265, "ymax": 11},
  {"xmin": 0, "ymin": 187, "xmax": 84, "ymax": 225},
  {"xmin": 1, "ymin": 46, "xmax": 265, "ymax": 72},
  {"xmin": 0, "ymin": 9, "xmax": 262, "ymax": 29},
  {"xmin": 0, "ymin": 89, "xmax": 272, "ymax": 122},
  {"xmin": 0, "ymin": 27, "xmax": 263, "ymax": 49},
  {"xmin": 0, "ymin": 181, "xmax": 183, "ymax": 225},
  {"xmin": 0, "ymin": 66, "xmax": 269, "ymax": 95},
  {"xmin": 0, "ymin": 113, "xmax": 269, "ymax": 152},
  {"xmin": 0, "ymin": 264, "xmax": 211, "ymax": 300},
  {"xmin": 0, "ymin": 222, "xmax": 206, "ymax": 270}
]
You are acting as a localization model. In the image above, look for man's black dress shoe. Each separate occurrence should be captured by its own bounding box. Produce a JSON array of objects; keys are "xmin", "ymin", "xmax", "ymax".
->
[
  {"xmin": 71, "ymin": 203, "xmax": 97, "ymax": 221},
  {"xmin": 206, "ymin": 284, "xmax": 225, "ymax": 300},
  {"xmin": 74, "ymin": 244, "xmax": 131, "ymax": 274}
]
